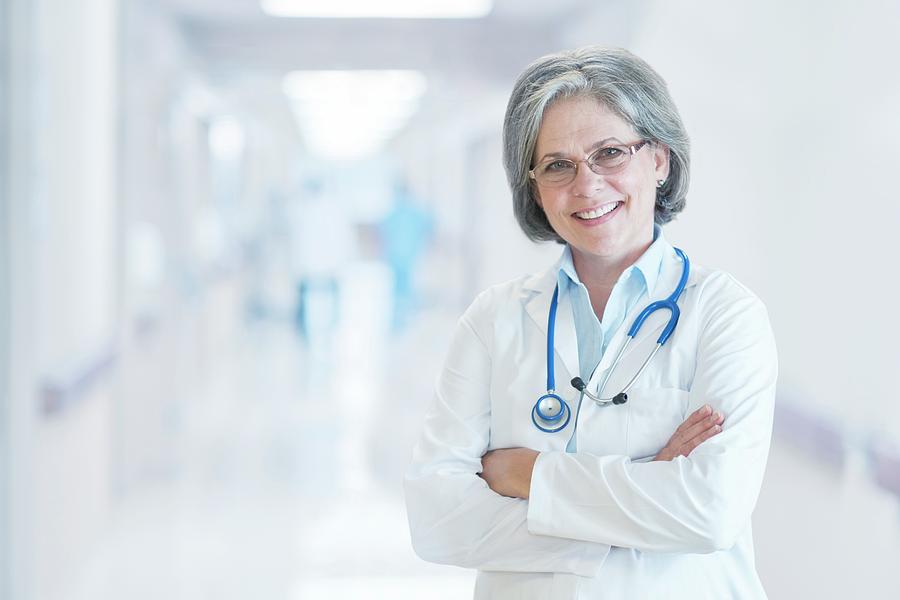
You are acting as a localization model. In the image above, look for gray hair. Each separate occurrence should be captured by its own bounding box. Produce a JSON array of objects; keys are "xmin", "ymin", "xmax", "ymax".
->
[{"xmin": 502, "ymin": 46, "xmax": 690, "ymax": 243}]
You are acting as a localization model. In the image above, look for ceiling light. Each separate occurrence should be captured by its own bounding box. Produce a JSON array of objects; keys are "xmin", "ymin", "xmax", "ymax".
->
[
  {"xmin": 283, "ymin": 70, "xmax": 427, "ymax": 160},
  {"xmin": 261, "ymin": 0, "xmax": 492, "ymax": 19}
]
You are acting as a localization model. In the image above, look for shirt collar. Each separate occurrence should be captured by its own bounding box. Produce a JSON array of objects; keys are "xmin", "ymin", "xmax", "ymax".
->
[
  {"xmin": 556, "ymin": 224, "xmax": 667, "ymax": 296},
  {"xmin": 557, "ymin": 245, "xmax": 579, "ymax": 288}
]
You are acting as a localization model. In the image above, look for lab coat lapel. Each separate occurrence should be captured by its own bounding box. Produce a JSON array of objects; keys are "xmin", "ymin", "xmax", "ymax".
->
[
  {"xmin": 522, "ymin": 265, "xmax": 579, "ymax": 388},
  {"xmin": 591, "ymin": 249, "xmax": 697, "ymax": 385}
]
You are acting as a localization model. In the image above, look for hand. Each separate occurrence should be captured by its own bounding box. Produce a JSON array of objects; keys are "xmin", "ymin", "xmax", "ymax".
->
[
  {"xmin": 480, "ymin": 448, "xmax": 539, "ymax": 499},
  {"xmin": 654, "ymin": 404, "xmax": 724, "ymax": 462}
]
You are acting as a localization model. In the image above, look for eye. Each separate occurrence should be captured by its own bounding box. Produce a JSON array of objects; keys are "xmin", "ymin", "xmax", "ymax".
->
[
  {"xmin": 543, "ymin": 160, "xmax": 575, "ymax": 172},
  {"xmin": 594, "ymin": 146, "xmax": 624, "ymax": 161}
]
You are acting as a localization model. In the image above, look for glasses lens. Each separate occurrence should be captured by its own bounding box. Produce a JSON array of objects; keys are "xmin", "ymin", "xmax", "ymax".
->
[
  {"xmin": 589, "ymin": 145, "xmax": 629, "ymax": 172},
  {"xmin": 535, "ymin": 160, "xmax": 576, "ymax": 186}
]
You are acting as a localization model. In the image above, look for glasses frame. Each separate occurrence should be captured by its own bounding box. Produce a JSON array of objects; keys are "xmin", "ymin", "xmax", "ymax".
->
[{"xmin": 528, "ymin": 139, "xmax": 650, "ymax": 187}]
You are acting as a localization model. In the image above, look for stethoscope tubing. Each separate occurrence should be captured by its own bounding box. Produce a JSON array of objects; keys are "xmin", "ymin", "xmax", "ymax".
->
[
  {"xmin": 546, "ymin": 286, "xmax": 559, "ymax": 392},
  {"xmin": 532, "ymin": 247, "xmax": 690, "ymax": 431},
  {"xmin": 626, "ymin": 247, "xmax": 689, "ymax": 345},
  {"xmin": 589, "ymin": 247, "xmax": 690, "ymax": 404}
]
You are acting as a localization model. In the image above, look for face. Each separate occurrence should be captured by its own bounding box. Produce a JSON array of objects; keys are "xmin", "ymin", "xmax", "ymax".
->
[{"xmin": 531, "ymin": 95, "xmax": 669, "ymax": 264}]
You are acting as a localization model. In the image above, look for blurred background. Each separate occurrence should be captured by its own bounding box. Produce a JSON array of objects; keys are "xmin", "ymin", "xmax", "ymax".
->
[{"xmin": 2, "ymin": 0, "xmax": 900, "ymax": 598}]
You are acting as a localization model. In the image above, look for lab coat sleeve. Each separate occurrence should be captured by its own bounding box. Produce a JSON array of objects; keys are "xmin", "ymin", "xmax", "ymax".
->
[
  {"xmin": 404, "ymin": 292, "xmax": 611, "ymax": 575},
  {"xmin": 527, "ymin": 274, "xmax": 778, "ymax": 554}
]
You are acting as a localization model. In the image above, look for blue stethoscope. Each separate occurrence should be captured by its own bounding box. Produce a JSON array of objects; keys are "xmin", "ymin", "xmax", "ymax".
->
[{"xmin": 531, "ymin": 248, "xmax": 690, "ymax": 433}]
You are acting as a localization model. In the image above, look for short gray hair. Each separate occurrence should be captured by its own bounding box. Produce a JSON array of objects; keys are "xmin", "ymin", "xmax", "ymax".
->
[{"xmin": 502, "ymin": 46, "xmax": 690, "ymax": 243}]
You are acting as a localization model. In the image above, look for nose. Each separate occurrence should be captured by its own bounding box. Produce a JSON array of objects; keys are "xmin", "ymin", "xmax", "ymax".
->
[{"xmin": 570, "ymin": 159, "xmax": 607, "ymax": 197}]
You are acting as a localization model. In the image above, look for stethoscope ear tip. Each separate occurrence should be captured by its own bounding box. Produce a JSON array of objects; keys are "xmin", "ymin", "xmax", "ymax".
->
[
  {"xmin": 570, "ymin": 377, "xmax": 586, "ymax": 392},
  {"xmin": 613, "ymin": 393, "xmax": 628, "ymax": 405}
]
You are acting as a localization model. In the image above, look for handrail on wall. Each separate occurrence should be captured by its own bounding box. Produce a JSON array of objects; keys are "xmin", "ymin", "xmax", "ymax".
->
[
  {"xmin": 39, "ymin": 341, "xmax": 118, "ymax": 416},
  {"xmin": 869, "ymin": 438, "xmax": 900, "ymax": 500},
  {"xmin": 774, "ymin": 401, "xmax": 846, "ymax": 469},
  {"xmin": 775, "ymin": 400, "xmax": 900, "ymax": 503}
]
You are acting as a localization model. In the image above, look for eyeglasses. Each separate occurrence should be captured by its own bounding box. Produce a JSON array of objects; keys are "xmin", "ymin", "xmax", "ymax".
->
[{"xmin": 529, "ymin": 140, "xmax": 650, "ymax": 187}]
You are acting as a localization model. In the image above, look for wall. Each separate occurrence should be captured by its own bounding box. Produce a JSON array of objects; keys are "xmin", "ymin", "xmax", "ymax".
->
[
  {"xmin": 6, "ymin": 0, "xmax": 39, "ymax": 596},
  {"xmin": 567, "ymin": 0, "xmax": 900, "ymax": 432},
  {"xmin": 5, "ymin": 0, "xmax": 119, "ymax": 597},
  {"xmin": 0, "ymin": 0, "xmax": 11, "ymax": 594}
]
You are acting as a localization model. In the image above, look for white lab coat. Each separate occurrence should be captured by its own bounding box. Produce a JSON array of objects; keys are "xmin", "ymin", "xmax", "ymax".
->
[{"xmin": 404, "ymin": 241, "xmax": 778, "ymax": 599}]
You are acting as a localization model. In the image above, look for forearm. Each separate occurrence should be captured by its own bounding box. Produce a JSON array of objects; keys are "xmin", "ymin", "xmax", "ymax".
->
[
  {"xmin": 406, "ymin": 304, "xmax": 610, "ymax": 575},
  {"xmin": 405, "ymin": 469, "xmax": 610, "ymax": 575},
  {"xmin": 527, "ymin": 446, "xmax": 768, "ymax": 553}
]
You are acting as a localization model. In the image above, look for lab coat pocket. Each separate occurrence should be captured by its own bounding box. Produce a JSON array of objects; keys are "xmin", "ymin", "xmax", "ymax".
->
[{"xmin": 625, "ymin": 387, "xmax": 690, "ymax": 460}]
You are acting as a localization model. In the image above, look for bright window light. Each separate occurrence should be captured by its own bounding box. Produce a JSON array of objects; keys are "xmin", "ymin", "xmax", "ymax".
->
[
  {"xmin": 261, "ymin": 0, "xmax": 492, "ymax": 19},
  {"xmin": 283, "ymin": 70, "xmax": 427, "ymax": 160}
]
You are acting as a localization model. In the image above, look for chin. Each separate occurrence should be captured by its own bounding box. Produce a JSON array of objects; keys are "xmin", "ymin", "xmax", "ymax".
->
[
  {"xmin": 581, "ymin": 231, "xmax": 624, "ymax": 251},
  {"xmin": 571, "ymin": 229, "xmax": 646, "ymax": 261},
  {"xmin": 572, "ymin": 239, "xmax": 618, "ymax": 258}
]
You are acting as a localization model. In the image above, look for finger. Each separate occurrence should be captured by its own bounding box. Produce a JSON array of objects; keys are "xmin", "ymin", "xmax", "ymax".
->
[
  {"xmin": 673, "ymin": 405, "xmax": 714, "ymax": 436},
  {"xmin": 682, "ymin": 404, "xmax": 713, "ymax": 427},
  {"xmin": 675, "ymin": 410, "xmax": 723, "ymax": 445},
  {"xmin": 690, "ymin": 404, "xmax": 714, "ymax": 419},
  {"xmin": 669, "ymin": 405, "xmax": 713, "ymax": 442},
  {"xmin": 678, "ymin": 423, "xmax": 723, "ymax": 457},
  {"xmin": 480, "ymin": 453, "xmax": 494, "ymax": 474}
]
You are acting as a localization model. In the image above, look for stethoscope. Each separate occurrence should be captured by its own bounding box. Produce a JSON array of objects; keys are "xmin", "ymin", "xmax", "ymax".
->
[{"xmin": 531, "ymin": 248, "xmax": 690, "ymax": 433}]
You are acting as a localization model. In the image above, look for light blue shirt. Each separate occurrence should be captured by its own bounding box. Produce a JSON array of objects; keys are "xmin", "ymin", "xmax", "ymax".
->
[{"xmin": 556, "ymin": 226, "xmax": 667, "ymax": 451}]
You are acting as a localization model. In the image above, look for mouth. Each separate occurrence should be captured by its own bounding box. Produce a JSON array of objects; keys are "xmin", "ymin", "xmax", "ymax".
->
[{"xmin": 573, "ymin": 201, "xmax": 623, "ymax": 223}]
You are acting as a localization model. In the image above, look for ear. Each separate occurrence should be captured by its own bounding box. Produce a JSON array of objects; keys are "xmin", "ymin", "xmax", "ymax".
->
[{"xmin": 652, "ymin": 142, "xmax": 671, "ymax": 183}]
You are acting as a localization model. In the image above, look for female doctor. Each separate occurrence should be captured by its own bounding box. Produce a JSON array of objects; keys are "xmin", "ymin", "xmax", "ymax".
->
[{"xmin": 404, "ymin": 46, "xmax": 777, "ymax": 599}]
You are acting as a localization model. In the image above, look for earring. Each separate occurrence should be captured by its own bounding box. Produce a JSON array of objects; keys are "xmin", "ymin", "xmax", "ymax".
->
[{"xmin": 656, "ymin": 179, "xmax": 666, "ymax": 188}]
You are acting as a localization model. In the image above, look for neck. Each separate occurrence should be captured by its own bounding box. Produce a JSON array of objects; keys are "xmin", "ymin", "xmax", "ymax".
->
[
  {"xmin": 571, "ymin": 240, "xmax": 652, "ymax": 320},
  {"xmin": 570, "ymin": 241, "xmax": 652, "ymax": 291}
]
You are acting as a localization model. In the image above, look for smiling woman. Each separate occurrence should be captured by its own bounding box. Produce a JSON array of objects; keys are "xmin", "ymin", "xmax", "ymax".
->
[{"xmin": 404, "ymin": 45, "xmax": 778, "ymax": 600}]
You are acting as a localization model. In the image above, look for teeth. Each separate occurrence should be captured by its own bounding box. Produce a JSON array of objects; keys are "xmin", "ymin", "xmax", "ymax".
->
[{"xmin": 575, "ymin": 203, "xmax": 619, "ymax": 219}]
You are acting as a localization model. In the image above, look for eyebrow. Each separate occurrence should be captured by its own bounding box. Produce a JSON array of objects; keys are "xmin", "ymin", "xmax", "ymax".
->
[{"xmin": 535, "ymin": 137, "xmax": 621, "ymax": 163}]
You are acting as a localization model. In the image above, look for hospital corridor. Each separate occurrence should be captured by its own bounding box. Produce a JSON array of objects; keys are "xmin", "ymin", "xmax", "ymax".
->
[{"xmin": 2, "ymin": 1, "xmax": 900, "ymax": 599}]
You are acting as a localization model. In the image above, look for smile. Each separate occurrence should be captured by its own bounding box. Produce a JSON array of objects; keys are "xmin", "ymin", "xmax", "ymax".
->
[{"xmin": 573, "ymin": 201, "xmax": 622, "ymax": 220}]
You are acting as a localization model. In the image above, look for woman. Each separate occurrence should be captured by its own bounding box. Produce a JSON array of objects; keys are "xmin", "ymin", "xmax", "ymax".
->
[{"xmin": 405, "ymin": 46, "xmax": 777, "ymax": 599}]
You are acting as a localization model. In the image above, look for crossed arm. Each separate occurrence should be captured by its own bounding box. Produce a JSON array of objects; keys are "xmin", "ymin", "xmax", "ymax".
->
[
  {"xmin": 404, "ymin": 280, "xmax": 776, "ymax": 573},
  {"xmin": 480, "ymin": 404, "xmax": 725, "ymax": 499}
]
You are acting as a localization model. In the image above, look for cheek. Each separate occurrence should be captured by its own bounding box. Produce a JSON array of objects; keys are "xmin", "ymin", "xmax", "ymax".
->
[
  {"xmin": 536, "ymin": 191, "xmax": 566, "ymax": 216},
  {"xmin": 612, "ymin": 173, "xmax": 656, "ymax": 208}
]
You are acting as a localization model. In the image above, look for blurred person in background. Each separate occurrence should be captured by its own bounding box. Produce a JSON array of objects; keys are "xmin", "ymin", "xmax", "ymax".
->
[
  {"xmin": 289, "ymin": 178, "xmax": 351, "ymax": 348},
  {"xmin": 379, "ymin": 179, "xmax": 434, "ymax": 331},
  {"xmin": 405, "ymin": 46, "xmax": 777, "ymax": 599}
]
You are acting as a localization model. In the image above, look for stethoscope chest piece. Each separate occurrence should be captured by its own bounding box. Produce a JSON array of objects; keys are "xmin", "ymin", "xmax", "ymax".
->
[{"xmin": 531, "ymin": 392, "xmax": 571, "ymax": 433}]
